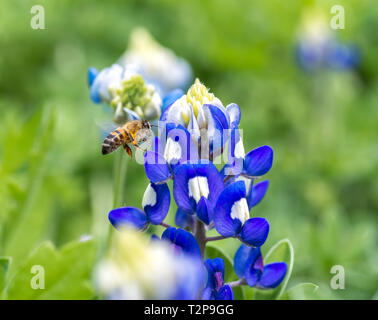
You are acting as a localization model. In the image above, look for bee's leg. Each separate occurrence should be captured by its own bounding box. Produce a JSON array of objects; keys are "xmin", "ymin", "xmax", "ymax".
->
[
  {"xmin": 131, "ymin": 140, "xmax": 147, "ymax": 152},
  {"xmin": 123, "ymin": 144, "xmax": 133, "ymax": 158},
  {"xmin": 134, "ymin": 144, "xmax": 147, "ymax": 152}
]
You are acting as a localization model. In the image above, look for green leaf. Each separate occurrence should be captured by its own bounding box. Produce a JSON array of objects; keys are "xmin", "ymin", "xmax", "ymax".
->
[
  {"xmin": 205, "ymin": 243, "xmax": 245, "ymax": 300},
  {"xmin": 205, "ymin": 243, "xmax": 236, "ymax": 282},
  {"xmin": 254, "ymin": 238, "xmax": 294, "ymax": 300},
  {"xmin": 0, "ymin": 256, "xmax": 12, "ymax": 292},
  {"xmin": 280, "ymin": 283, "xmax": 319, "ymax": 300},
  {"xmin": 242, "ymin": 286, "xmax": 255, "ymax": 300},
  {"xmin": 3, "ymin": 108, "xmax": 56, "ymax": 273},
  {"xmin": 232, "ymin": 285, "xmax": 245, "ymax": 300},
  {"xmin": 0, "ymin": 110, "xmax": 42, "ymax": 173},
  {"xmin": 5, "ymin": 239, "xmax": 97, "ymax": 300},
  {"xmin": 89, "ymin": 174, "xmax": 113, "ymax": 260}
]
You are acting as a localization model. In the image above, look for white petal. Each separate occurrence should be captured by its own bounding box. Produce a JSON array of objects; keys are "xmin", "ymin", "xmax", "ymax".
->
[
  {"xmin": 234, "ymin": 138, "xmax": 245, "ymax": 159},
  {"xmin": 188, "ymin": 176, "xmax": 209, "ymax": 203},
  {"xmin": 236, "ymin": 176, "xmax": 252, "ymax": 194},
  {"xmin": 230, "ymin": 198, "xmax": 249, "ymax": 224},
  {"xmin": 164, "ymin": 137, "xmax": 182, "ymax": 163},
  {"xmin": 163, "ymin": 97, "xmax": 186, "ymax": 126},
  {"xmin": 144, "ymin": 91, "xmax": 162, "ymax": 119},
  {"xmin": 188, "ymin": 105, "xmax": 201, "ymax": 142},
  {"xmin": 142, "ymin": 184, "xmax": 157, "ymax": 208},
  {"xmin": 196, "ymin": 105, "xmax": 207, "ymax": 129}
]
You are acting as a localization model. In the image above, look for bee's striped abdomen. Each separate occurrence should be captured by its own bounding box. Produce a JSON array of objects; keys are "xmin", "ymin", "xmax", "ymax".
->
[{"xmin": 102, "ymin": 128, "xmax": 129, "ymax": 155}]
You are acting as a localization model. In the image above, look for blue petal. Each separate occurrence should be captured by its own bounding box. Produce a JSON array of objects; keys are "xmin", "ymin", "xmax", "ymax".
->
[
  {"xmin": 88, "ymin": 67, "xmax": 98, "ymax": 87},
  {"xmin": 159, "ymin": 123, "xmax": 198, "ymax": 170},
  {"xmin": 203, "ymin": 104, "xmax": 230, "ymax": 132},
  {"xmin": 160, "ymin": 99, "xmax": 186, "ymax": 126},
  {"xmin": 216, "ymin": 285, "xmax": 234, "ymax": 300},
  {"xmin": 239, "ymin": 217, "xmax": 269, "ymax": 247},
  {"xmin": 201, "ymin": 287, "xmax": 216, "ymax": 300},
  {"xmin": 234, "ymin": 244, "xmax": 259, "ymax": 279},
  {"xmin": 326, "ymin": 43, "xmax": 359, "ymax": 70},
  {"xmin": 143, "ymin": 183, "xmax": 170, "ymax": 225},
  {"xmin": 296, "ymin": 42, "xmax": 322, "ymax": 71},
  {"xmin": 89, "ymin": 84, "xmax": 102, "ymax": 104},
  {"xmin": 144, "ymin": 151, "xmax": 172, "ymax": 183},
  {"xmin": 173, "ymin": 162, "xmax": 224, "ymax": 214},
  {"xmin": 89, "ymin": 64, "xmax": 125, "ymax": 104},
  {"xmin": 162, "ymin": 89, "xmax": 184, "ymax": 113},
  {"xmin": 108, "ymin": 207, "xmax": 148, "ymax": 230},
  {"xmin": 243, "ymin": 145, "xmax": 273, "ymax": 178},
  {"xmin": 203, "ymin": 104, "xmax": 230, "ymax": 155},
  {"xmin": 123, "ymin": 107, "xmax": 141, "ymax": 120},
  {"xmin": 171, "ymin": 253, "xmax": 206, "ymax": 300},
  {"xmin": 172, "ymin": 164, "xmax": 196, "ymax": 214},
  {"xmin": 150, "ymin": 234, "xmax": 160, "ymax": 241},
  {"xmin": 175, "ymin": 208, "xmax": 195, "ymax": 229},
  {"xmin": 247, "ymin": 180, "xmax": 269, "ymax": 209},
  {"xmin": 219, "ymin": 166, "xmax": 237, "ymax": 186},
  {"xmin": 214, "ymin": 181, "xmax": 246, "ymax": 237},
  {"xmin": 196, "ymin": 196, "xmax": 212, "ymax": 225},
  {"xmin": 224, "ymin": 128, "xmax": 244, "ymax": 176},
  {"xmin": 204, "ymin": 258, "xmax": 225, "ymax": 290},
  {"xmin": 245, "ymin": 253, "xmax": 264, "ymax": 287},
  {"xmin": 162, "ymin": 227, "xmax": 201, "ymax": 258},
  {"xmin": 226, "ymin": 103, "xmax": 241, "ymax": 128},
  {"xmin": 245, "ymin": 268, "xmax": 261, "ymax": 287},
  {"xmin": 257, "ymin": 262, "xmax": 287, "ymax": 289},
  {"xmin": 151, "ymin": 136, "xmax": 162, "ymax": 153}
]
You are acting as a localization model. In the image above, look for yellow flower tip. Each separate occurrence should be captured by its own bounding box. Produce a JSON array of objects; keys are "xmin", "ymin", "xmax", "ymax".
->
[
  {"xmin": 181, "ymin": 110, "xmax": 190, "ymax": 124},
  {"xmin": 186, "ymin": 79, "xmax": 214, "ymax": 117}
]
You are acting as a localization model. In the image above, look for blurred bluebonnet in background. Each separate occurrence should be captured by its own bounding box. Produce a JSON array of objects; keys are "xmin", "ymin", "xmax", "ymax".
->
[{"xmin": 296, "ymin": 10, "xmax": 359, "ymax": 71}]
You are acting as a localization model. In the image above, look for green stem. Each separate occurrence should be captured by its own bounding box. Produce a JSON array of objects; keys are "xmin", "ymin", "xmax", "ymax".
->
[
  {"xmin": 103, "ymin": 150, "xmax": 128, "ymax": 254},
  {"xmin": 194, "ymin": 219, "xmax": 207, "ymax": 258},
  {"xmin": 113, "ymin": 150, "xmax": 127, "ymax": 208},
  {"xmin": 227, "ymin": 278, "xmax": 246, "ymax": 287},
  {"xmin": 160, "ymin": 222, "xmax": 173, "ymax": 229},
  {"xmin": 205, "ymin": 235, "xmax": 228, "ymax": 242}
]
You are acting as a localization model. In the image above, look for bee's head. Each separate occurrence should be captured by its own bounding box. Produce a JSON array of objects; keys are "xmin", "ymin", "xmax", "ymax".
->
[{"xmin": 141, "ymin": 120, "xmax": 151, "ymax": 129}]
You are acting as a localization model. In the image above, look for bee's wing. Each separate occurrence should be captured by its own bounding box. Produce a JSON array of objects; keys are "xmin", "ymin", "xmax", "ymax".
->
[{"xmin": 95, "ymin": 121, "xmax": 119, "ymax": 140}]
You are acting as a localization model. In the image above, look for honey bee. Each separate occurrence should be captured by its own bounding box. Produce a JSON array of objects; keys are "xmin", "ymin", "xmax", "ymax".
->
[{"xmin": 102, "ymin": 119, "xmax": 153, "ymax": 158}]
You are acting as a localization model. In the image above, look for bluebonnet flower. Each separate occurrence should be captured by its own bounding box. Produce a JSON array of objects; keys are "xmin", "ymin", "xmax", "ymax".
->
[
  {"xmin": 234, "ymin": 244, "xmax": 287, "ymax": 289},
  {"xmin": 118, "ymin": 27, "xmax": 193, "ymax": 96},
  {"xmin": 96, "ymin": 228, "xmax": 205, "ymax": 300},
  {"xmin": 296, "ymin": 11, "xmax": 359, "ymax": 71},
  {"xmin": 88, "ymin": 63, "xmax": 163, "ymax": 124},
  {"xmin": 222, "ymin": 144, "xmax": 272, "ymax": 211},
  {"xmin": 109, "ymin": 183, "xmax": 170, "ymax": 230},
  {"xmin": 173, "ymin": 162, "xmax": 224, "ymax": 225},
  {"xmin": 202, "ymin": 258, "xmax": 234, "ymax": 300},
  {"xmin": 160, "ymin": 227, "xmax": 202, "ymax": 258},
  {"xmin": 161, "ymin": 79, "xmax": 238, "ymax": 158},
  {"xmin": 88, "ymin": 28, "xmax": 192, "ymax": 127},
  {"xmin": 222, "ymin": 176, "xmax": 270, "ymax": 211},
  {"xmin": 144, "ymin": 124, "xmax": 199, "ymax": 183},
  {"xmin": 297, "ymin": 38, "xmax": 359, "ymax": 71},
  {"xmin": 214, "ymin": 181, "xmax": 269, "ymax": 246},
  {"xmin": 102, "ymin": 77, "xmax": 291, "ymax": 300}
]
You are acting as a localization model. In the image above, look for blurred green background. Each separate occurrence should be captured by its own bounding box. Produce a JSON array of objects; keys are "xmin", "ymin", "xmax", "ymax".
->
[{"xmin": 0, "ymin": 0, "xmax": 377, "ymax": 299}]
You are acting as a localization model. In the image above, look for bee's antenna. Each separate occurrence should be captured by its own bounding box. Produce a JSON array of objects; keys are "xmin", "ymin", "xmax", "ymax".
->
[{"xmin": 150, "ymin": 124, "xmax": 162, "ymax": 128}]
